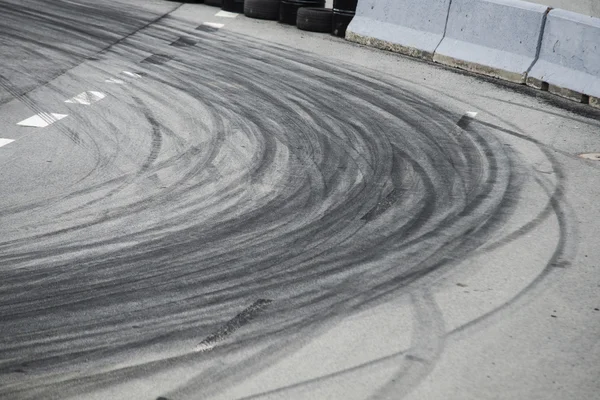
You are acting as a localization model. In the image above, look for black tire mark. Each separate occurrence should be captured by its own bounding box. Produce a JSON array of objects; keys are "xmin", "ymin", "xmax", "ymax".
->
[
  {"xmin": 0, "ymin": 0, "xmax": 182, "ymax": 105},
  {"xmin": 0, "ymin": 6, "xmax": 579, "ymax": 400}
]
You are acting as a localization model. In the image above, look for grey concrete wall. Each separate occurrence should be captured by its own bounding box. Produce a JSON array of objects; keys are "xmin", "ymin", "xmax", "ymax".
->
[
  {"xmin": 346, "ymin": 0, "xmax": 452, "ymax": 60},
  {"xmin": 523, "ymin": 0, "xmax": 600, "ymax": 17},
  {"xmin": 433, "ymin": 0, "xmax": 549, "ymax": 83},
  {"xmin": 527, "ymin": 8, "xmax": 600, "ymax": 102}
]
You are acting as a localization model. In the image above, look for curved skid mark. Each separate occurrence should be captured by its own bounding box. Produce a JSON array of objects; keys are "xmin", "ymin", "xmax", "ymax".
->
[
  {"xmin": 0, "ymin": 7, "xmax": 578, "ymax": 400},
  {"xmin": 369, "ymin": 291, "xmax": 445, "ymax": 400}
]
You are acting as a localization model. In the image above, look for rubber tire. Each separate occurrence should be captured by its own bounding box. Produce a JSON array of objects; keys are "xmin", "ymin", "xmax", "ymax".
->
[
  {"xmin": 222, "ymin": 0, "xmax": 244, "ymax": 12},
  {"xmin": 204, "ymin": 0, "xmax": 222, "ymax": 6},
  {"xmin": 332, "ymin": 12, "xmax": 353, "ymax": 37},
  {"xmin": 296, "ymin": 7, "xmax": 332, "ymax": 33},
  {"xmin": 332, "ymin": 0, "xmax": 357, "ymax": 36},
  {"xmin": 244, "ymin": 0, "xmax": 279, "ymax": 20},
  {"xmin": 279, "ymin": 0, "xmax": 325, "ymax": 25},
  {"xmin": 332, "ymin": 0, "xmax": 358, "ymax": 10}
]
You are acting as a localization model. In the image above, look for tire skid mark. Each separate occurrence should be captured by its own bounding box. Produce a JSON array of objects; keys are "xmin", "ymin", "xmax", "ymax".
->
[
  {"xmin": 447, "ymin": 121, "xmax": 576, "ymax": 339},
  {"xmin": 194, "ymin": 299, "xmax": 273, "ymax": 352},
  {"xmin": 132, "ymin": 96, "xmax": 162, "ymax": 174},
  {"xmin": 0, "ymin": 8, "xmax": 577, "ymax": 400},
  {"xmin": 170, "ymin": 36, "xmax": 198, "ymax": 48},
  {"xmin": 141, "ymin": 53, "xmax": 173, "ymax": 65},
  {"xmin": 0, "ymin": 74, "xmax": 81, "ymax": 144},
  {"xmin": 0, "ymin": 0, "xmax": 182, "ymax": 105},
  {"xmin": 371, "ymin": 291, "xmax": 445, "ymax": 400}
]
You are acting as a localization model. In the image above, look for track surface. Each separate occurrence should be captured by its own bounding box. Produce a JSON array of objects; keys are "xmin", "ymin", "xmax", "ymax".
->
[{"xmin": 0, "ymin": 1, "xmax": 598, "ymax": 399}]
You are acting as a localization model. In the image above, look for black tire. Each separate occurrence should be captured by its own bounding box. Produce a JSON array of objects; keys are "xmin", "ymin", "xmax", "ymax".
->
[
  {"xmin": 332, "ymin": 0, "xmax": 357, "ymax": 10},
  {"xmin": 296, "ymin": 7, "xmax": 332, "ymax": 32},
  {"xmin": 332, "ymin": 0, "xmax": 357, "ymax": 37},
  {"xmin": 204, "ymin": 0, "xmax": 222, "ymax": 6},
  {"xmin": 279, "ymin": 0, "xmax": 325, "ymax": 25},
  {"xmin": 222, "ymin": 0, "xmax": 244, "ymax": 12},
  {"xmin": 332, "ymin": 12, "xmax": 353, "ymax": 37},
  {"xmin": 244, "ymin": 0, "xmax": 279, "ymax": 20}
]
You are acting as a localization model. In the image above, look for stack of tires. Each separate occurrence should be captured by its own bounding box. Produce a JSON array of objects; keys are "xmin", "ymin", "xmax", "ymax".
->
[
  {"xmin": 244, "ymin": 0, "xmax": 280, "ymax": 20},
  {"xmin": 204, "ymin": 0, "xmax": 246, "ymax": 15},
  {"xmin": 222, "ymin": 0, "xmax": 244, "ymax": 13},
  {"xmin": 241, "ymin": 0, "xmax": 358, "ymax": 37},
  {"xmin": 278, "ymin": 0, "xmax": 324, "ymax": 24},
  {"xmin": 296, "ymin": 7, "xmax": 331, "ymax": 32},
  {"xmin": 204, "ymin": 0, "xmax": 222, "ymax": 6},
  {"xmin": 332, "ymin": 0, "xmax": 357, "ymax": 37}
]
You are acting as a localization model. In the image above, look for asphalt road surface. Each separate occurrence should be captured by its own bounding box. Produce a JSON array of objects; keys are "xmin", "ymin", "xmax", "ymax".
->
[{"xmin": 0, "ymin": 1, "xmax": 599, "ymax": 399}]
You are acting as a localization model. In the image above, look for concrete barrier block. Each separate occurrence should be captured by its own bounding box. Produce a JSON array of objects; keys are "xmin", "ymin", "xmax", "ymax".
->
[
  {"xmin": 527, "ymin": 9, "xmax": 600, "ymax": 106},
  {"xmin": 345, "ymin": 0, "xmax": 451, "ymax": 60},
  {"xmin": 433, "ymin": 0, "xmax": 549, "ymax": 83}
]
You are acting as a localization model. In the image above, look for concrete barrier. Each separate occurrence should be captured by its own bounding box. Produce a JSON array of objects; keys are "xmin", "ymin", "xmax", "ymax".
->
[
  {"xmin": 345, "ymin": 0, "xmax": 451, "ymax": 60},
  {"xmin": 527, "ymin": 9, "xmax": 600, "ymax": 107},
  {"xmin": 433, "ymin": 0, "xmax": 549, "ymax": 83},
  {"xmin": 524, "ymin": 0, "xmax": 600, "ymax": 18}
]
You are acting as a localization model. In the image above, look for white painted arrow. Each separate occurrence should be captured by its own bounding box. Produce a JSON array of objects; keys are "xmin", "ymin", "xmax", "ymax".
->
[
  {"xmin": 0, "ymin": 138, "xmax": 15, "ymax": 147},
  {"xmin": 65, "ymin": 91, "xmax": 106, "ymax": 105},
  {"xmin": 17, "ymin": 113, "xmax": 68, "ymax": 128}
]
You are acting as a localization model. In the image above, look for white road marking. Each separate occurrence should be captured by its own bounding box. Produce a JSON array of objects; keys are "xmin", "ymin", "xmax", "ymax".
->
[
  {"xmin": 105, "ymin": 78, "xmax": 125, "ymax": 84},
  {"xmin": 122, "ymin": 71, "xmax": 142, "ymax": 78},
  {"xmin": 0, "ymin": 138, "xmax": 15, "ymax": 148},
  {"xmin": 215, "ymin": 10, "xmax": 238, "ymax": 18},
  {"xmin": 17, "ymin": 113, "xmax": 67, "ymax": 128},
  {"xmin": 65, "ymin": 91, "xmax": 106, "ymax": 105},
  {"xmin": 194, "ymin": 343, "xmax": 215, "ymax": 353},
  {"xmin": 60, "ymin": 0, "xmax": 93, "ymax": 7},
  {"xmin": 466, "ymin": 111, "xmax": 478, "ymax": 118},
  {"xmin": 203, "ymin": 22, "xmax": 225, "ymax": 28}
]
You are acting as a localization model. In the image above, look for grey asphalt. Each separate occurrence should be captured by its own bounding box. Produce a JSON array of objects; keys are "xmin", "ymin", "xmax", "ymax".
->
[{"xmin": 0, "ymin": 1, "xmax": 599, "ymax": 400}]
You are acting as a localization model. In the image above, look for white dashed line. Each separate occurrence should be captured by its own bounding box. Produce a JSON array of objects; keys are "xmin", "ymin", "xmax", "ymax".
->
[
  {"xmin": 122, "ymin": 71, "xmax": 142, "ymax": 78},
  {"xmin": 65, "ymin": 91, "xmax": 106, "ymax": 105},
  {"xmin": 194, "ymin": 343, "xmax": 215, "ymax": 353},
  {"xmin": 17, "ymin": 113, "xmax": 67, "ymax": 128},
  {"xmin": 0, "ymin": 138, "xmax": 15, "ymax": 148},
  {"xmin": 203, "ymin": 22, "xmax": 225, "ymax": 28},
  {"xmin": 215, "ymin": 10, "xmax": 238, "ymax": 18},
  {"xmin": 105, "ymin": 78, "xmax": 125, "ymax": 84}
]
